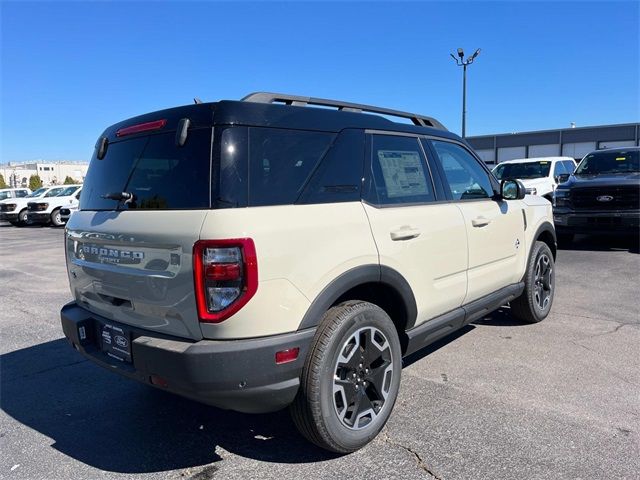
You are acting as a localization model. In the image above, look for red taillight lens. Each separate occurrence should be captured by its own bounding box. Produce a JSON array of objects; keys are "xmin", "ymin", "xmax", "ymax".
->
[
  {"xmin": 116, "ymin": 119, "xmax": 167, "ymax": 137},
  {"xmin": 193, "ymin": 239, "xmax": 258, "ymax": 323}
]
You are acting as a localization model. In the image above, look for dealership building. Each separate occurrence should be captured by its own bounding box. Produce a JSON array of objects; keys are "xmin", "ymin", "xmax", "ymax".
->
[
  {"xmin": 0, "ymin": 161, "xmax": 89, "ymax": 188},
  {"xmin": 467, "ymin": 123, "xmax": 640, "ymax": 165}
]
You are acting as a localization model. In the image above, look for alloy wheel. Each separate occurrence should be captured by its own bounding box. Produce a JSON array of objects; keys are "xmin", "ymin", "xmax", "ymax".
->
[{"xmin": 332, "ymin": 327, "xmax": 394, "ymax": 430}]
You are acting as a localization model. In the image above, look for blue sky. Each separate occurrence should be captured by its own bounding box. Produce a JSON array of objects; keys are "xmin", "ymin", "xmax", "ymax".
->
[{"xmin": 1, "ymin": 1, "xmax": 638, "ymax": 162}]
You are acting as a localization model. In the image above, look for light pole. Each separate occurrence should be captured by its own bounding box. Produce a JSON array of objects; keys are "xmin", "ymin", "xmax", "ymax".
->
[{"xmin": 450, "ymin": 48, "xmax": 481, "ymax": 138}]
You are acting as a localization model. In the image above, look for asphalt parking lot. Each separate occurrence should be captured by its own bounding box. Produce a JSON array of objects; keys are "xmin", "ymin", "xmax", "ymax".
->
[{"xmin": 1, "ymin": 224, "xmax": 639, "ymax": 480}]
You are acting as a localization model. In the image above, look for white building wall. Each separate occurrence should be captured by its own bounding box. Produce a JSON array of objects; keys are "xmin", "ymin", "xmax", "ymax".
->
[
  {"xmin": 497, "ymin": 146, "xmax": 526, "ymax": 162},
  {"xmin": 0, "ymin": 162, "xmax": 88, "ymax": 187},
  {"xmin": 529, "ymin": 144, "xmax": 560, "ymax": 157}
]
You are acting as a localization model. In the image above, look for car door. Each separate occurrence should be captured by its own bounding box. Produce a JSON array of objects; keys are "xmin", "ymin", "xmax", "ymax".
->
[
  {"xmin": 362, "ymin": 132, "xmax": 468, "ymax": 326},
  {"xmin": 427, "ymin": 139, "xmax": 527, "ymax": 303}
]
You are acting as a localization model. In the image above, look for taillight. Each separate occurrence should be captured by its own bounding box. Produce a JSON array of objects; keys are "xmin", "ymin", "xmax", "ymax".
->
[{"xmin": 193, "ymin": 239, "xmax": 258, "ymax": 323}]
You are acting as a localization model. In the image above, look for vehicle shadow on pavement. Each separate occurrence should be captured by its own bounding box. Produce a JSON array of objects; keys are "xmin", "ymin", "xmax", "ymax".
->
[
  {"xmin": 559, "ymin": 234, "xmax": 639, "ymax": 254},
  {"xmin": 1, "ymin": 339, "xmax": 339, "ymax": 474},
  {"xmin": 402, "ymin": 325, "xmax": 475, "ymax": 368}
]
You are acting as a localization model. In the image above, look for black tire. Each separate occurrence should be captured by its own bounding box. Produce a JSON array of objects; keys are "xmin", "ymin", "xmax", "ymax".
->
[
  {"xmin": 290, "ymin": 301, "xmax": 402, "ymax": 453},
  {"xmin": 17, "ymin": 209, "xmax": 28, "ymax": 226},
  {"xmin": 511, "ymin": 241, "xmax": 555, "ymax": 323},
  {"xmin": 9, "ymin": 221, "xmax": 20, "ymax": 226},
  {"xmin": 50, "ymin": 208, "xmax": 63, "ymax": 227}
]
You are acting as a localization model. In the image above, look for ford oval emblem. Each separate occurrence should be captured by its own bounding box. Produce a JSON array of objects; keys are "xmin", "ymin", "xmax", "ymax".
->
[
  {"xmin": 596, "ymin": 195, "xmax": 614, "ymax": 202},
  {"xmin": 115, "ymin": 335, "xmax": 129, "ymax": 348}
]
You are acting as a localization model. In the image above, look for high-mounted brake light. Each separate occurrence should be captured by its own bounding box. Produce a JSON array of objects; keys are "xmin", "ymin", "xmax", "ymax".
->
[
  {"xmin": 193, "ymin": 239, "xmax": 258, "ymax": 323},
  {"xmin": 116, "ymin": 119, "xmax": 167, "ymax": 137}
]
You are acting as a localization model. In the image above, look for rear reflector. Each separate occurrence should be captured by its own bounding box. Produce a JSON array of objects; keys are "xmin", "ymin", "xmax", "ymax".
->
[
  {"xmin": 116, "ymin": 119, "xmax": 167, "ymax": 137},
  {"xmin": 150, "ymin": 375, "xmax": 169, "ymax": 387},
  {"xmin": 275, "ymin": 347, "xmax": 299, "ymax": 365}
]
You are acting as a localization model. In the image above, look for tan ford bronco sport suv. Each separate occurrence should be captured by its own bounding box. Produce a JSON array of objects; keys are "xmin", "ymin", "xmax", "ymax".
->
[{"xmin": 61, "ymin": 93, "xmax": 557, "ymax": 452}]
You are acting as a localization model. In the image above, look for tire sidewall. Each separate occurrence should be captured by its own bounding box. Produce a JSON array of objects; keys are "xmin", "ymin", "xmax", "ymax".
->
[
  {"xmin": 50, "ymin": 209, "xmax": 62, "ymax": 227},
  {"xmin": 315, "ymin": 304, "xmax": 402, "ymax": 451},
  {"xmin": 526, "ymin": 242, "xmax": 555, "ymax": 321},
  {"xmin": 18, "ymin": 209, "xmax": 27, "ymax": 224}
]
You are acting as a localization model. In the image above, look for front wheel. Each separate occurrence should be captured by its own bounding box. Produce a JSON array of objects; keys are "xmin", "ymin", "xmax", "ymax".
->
[
  {"xmin": 17, "ymin": 209, "xmax": 28, "ymax": 226},
  {"xmin": 50, "ymin": 209, "xmax": 63, "ymax": 227},
  {"xmin": 511, "ymin": 241, "xmax": 555, "ymax": 323},
  {"xmin": 290, "ymin": 301, "xmax": 402, "ymax": 453}
]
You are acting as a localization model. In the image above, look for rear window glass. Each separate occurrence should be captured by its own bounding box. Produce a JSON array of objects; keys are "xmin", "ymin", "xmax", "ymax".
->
[
  {"xmin": 81, "ymin": 129, "xmax": 211, "ymax": 210},
  {"xmin": 493, "ymin": 161, "xmax": 552, "ymax": 180},
  {"xmin": 248, "ymin": 127, "xmax": 334, "ymax": 206}
]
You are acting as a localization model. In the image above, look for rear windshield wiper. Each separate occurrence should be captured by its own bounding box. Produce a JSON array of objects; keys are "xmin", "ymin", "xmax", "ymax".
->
[{"xmin": 101, "ymin": 192, "xmax": 135, "ymax": 203}]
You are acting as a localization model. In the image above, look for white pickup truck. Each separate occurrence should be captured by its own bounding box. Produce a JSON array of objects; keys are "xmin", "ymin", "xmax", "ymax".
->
[
  {"xmin": 0, "ymin": 186, "xmax": 65, "ymax": 226},
  {"xmin": 26, "ymin": 185, "xmax": 82, "ymax": 227},
  {"xmin": 492, "ymin": 157, "xmax": 577, "ymax": 201}
]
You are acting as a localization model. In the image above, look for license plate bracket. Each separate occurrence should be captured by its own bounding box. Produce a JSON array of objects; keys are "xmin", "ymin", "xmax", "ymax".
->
[{"xmin": 99, "ymin": 322, "xmax": 132, "ymax": 363}]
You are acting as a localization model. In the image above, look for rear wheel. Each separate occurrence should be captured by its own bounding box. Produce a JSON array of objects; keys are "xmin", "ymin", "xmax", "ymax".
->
[
  {"xmin": 291, "ymin": 301, "xmax": 402, "ymax": 453},
  {"xmin": 50, "ymin": 208, "xmax": 63, "ymax": 227},
  {"xmin": 511, "ymin": 241, "xmax": 555, "ymax": 323}
]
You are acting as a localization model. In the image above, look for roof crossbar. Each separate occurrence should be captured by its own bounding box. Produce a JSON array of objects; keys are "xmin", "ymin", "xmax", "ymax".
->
[{"xmin": 241, "ymin": 92, "xmax": 447, "ymax": 131}]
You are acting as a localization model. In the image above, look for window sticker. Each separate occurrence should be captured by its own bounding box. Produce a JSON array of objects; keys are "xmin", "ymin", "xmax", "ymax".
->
[
  {"xmin": 616, "ymin": 157, "xmax": 627, "ymax": 161},
  {"xmin": 377, "ymin": 150, "xmax": 429, "ymax": 198}
]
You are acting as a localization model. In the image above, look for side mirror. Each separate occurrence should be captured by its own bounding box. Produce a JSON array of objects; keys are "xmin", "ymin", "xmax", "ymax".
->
[
  {"xmin": 501, "ymin": 179, "xmax": 525, "ymax": 200},
  {"xmin": 556, "ymin": 173, "xmax": 570, "ymax": 184}
]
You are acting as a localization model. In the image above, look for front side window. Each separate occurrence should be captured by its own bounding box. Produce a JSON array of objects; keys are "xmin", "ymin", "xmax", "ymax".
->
[
  {"xmin": 432, "ymin": 141, "xmax": 494, "ymax": 200},
  {"xmin": 59, "ymin": 186, "xmax": 80, "ymax": 196},
  {"xmin": 44, "ymin": 187, "xmax": 65, "ymax": 197},
  {"xmin": 562, "ymin": 161, "xmax": 576, "ymax": 173},
  {"xmin": 369, "ymin": 135, "xmax": 435, "ymax": 205},
  {"xmin": 552, "ymin": 161, "xmax": 566, "ymax": 177},
  {"xmin": 26, "ymin": 187, "xmax": 47, "ymax": 198}
]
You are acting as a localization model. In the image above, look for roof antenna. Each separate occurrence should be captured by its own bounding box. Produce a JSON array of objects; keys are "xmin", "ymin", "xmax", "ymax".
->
[{"xmin": 194, "ymin": 97, "xmax": 203, "ymax": 104}]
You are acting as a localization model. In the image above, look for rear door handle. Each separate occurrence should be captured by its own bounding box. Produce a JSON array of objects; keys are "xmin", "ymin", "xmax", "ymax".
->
[
  {"xmin": 471, "ymin": 216, "xmax": 491, "ymax": 227},
  {"xmin": 390, "ymin": 226, "xmax": 421, "ymax": 241}
]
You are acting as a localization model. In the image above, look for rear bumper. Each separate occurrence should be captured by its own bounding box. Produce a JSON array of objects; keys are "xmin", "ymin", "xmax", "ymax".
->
[
  {"xmin": 60, "ymin": 302, "xmax": 314, "ymax": 413},
  {"xmin": 553, "ymin": 209, "xmax": 640, "ymax": 234}
]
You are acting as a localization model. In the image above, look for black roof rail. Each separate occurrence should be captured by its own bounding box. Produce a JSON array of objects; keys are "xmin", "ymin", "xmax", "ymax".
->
[{"xmin": 241, "ymin": 92, "xmax": 447, "ymax": 131}]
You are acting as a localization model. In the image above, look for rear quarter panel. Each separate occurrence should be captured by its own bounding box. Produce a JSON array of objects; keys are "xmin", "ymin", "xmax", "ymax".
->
[{"xmin": 198, "ymin": 202, "xmax": 378, "ymax": 339}]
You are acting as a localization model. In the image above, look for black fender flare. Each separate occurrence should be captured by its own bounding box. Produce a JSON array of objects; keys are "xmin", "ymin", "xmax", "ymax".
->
[
  {"xmin": 297, "ymin": 264, "xmax": 418, "ymax": 330},
  {"xmin": 532, "ymin": 221, "xmax": 557, "ymax": 258}
]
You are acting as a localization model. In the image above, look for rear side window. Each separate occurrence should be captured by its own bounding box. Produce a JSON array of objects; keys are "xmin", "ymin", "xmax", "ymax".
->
[
  {"xmin": 368, "ymin": 135, "xmax": 435, "ymax": 205},
  {"xmin": 298, "ymin": 129, "xmax": 364, "ymax": 204},
  {"xmin": 16, "ymin": 190, "xmax": 29, "ymax": 198},
  {"xmin": 81, "ymin": 129, "xmax": 211, "ymax": 210},
  {"xmin": 248, "ymin": 128, "xmax": 334, "ymax": 206}
]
